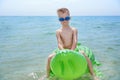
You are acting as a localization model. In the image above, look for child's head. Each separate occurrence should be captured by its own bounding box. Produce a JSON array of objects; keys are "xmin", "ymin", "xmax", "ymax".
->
[
  {"xmin": 57, "ymin": 8, "xmax": 70, "ymax": 26},
  {"xmin": 57, "ymin": 8, "xmax": 70, "ymax": 17}
]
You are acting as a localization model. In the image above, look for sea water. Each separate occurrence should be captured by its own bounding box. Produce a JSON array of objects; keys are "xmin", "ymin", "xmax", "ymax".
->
[{"xmin": 0, "ymin": 16, "xmax": 120, "ymax": 80}]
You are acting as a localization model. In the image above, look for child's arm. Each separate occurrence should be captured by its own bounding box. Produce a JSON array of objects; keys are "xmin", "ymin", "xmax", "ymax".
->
[
  {"xmin": 56, "ymin": 30, "xmax": 64, "ymax": 50},
  {"xmin": 71, "ymin": 28, "xmax": 78, "ymax": 50}
]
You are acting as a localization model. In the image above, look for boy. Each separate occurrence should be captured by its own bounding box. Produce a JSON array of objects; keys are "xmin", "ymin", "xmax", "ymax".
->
[{"xmin": 46, "ymin": 8, "xmax": 98, "ymax": 80}]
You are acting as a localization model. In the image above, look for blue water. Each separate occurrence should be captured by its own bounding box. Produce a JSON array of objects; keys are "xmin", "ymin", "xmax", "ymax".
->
[{"xmin": 0, "ymin": 16, "xmax": 120, "ymax": 80}]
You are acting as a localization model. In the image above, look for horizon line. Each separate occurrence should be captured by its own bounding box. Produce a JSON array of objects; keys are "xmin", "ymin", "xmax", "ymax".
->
[{"xmin": 0, "ymin": 15, "xmax": 120, "ymax": 17}]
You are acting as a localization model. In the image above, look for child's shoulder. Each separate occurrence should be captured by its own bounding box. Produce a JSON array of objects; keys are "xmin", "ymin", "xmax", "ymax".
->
[
  {"xmin": 71, "ymin": 27, "xmax": 78, "ymax": 32},
  {"xmin": 56, "ymin": 28, "xmax": 61, "ymax": 32},
  {"xmin": 56, "ymin": 28, "xmax": 62, "ymax": 34}
]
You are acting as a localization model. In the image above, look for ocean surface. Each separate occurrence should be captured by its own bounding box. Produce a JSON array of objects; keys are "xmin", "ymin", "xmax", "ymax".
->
[{"xmin": 0, "ymin": 16, "xmax": 120, "ymax": 80}]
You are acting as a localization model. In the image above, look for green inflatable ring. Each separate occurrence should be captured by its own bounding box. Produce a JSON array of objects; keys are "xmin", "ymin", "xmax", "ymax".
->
[
  {"xmin": 50, "ymin": 49, "xmax": 88, "ymax": 79},
  {"xmin": 50, "ymin": 45, "xmax": 99, "ymax": 79}
]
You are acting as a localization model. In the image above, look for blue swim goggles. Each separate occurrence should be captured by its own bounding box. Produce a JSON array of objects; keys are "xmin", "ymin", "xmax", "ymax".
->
[{"xmin": 59, "ymin": 16, "xmax": 70, "ymax": 22}]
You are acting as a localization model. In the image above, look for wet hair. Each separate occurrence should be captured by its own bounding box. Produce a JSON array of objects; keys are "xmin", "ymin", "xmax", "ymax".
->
[{"xmin": 57, "ymin": 8, "xmax": 70, "ymax": 16}]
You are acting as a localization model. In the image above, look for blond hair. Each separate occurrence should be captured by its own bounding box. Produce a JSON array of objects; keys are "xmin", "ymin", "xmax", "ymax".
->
[{"xmin": 57, "ymin": 8, "xmax": 70, "ymax": 16}]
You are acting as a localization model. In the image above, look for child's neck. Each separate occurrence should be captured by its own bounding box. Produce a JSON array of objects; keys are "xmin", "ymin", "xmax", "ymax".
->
[{"xmin": 62, "ymin": 25, "xmax": 70, "ymax": 28}]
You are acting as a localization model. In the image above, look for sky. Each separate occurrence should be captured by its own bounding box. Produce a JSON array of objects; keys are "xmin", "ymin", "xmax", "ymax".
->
[{"xmin": 0, "ymin": 0, "xmax": 120, "ymax": 16}]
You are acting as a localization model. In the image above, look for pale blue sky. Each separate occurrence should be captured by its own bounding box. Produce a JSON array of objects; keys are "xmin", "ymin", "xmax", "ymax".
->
[{"xmin": 0, "ymin": 0, "xmax": 120, "ymax": 16}]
